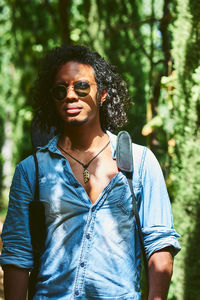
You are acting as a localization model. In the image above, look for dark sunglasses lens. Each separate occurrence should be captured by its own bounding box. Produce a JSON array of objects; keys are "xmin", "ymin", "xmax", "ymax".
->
[
  {"xmin": 74, "ymin": 82, "xmax": 90, "ymax": 97},
  {"xmin": 52, "ymin": 85, "xmax": 67, "ymax": 101}
]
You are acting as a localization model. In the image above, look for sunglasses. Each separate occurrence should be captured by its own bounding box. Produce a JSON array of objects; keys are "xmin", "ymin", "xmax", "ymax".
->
[{"xmin": 51, "ymin": 81, "xmax": 97, "ymax": 101}]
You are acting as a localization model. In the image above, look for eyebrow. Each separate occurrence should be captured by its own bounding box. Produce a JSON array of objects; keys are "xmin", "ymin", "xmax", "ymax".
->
[
  {"xmin": 55, "ymin": 81, "xmax": 68, "ymax": 85},
  {"xmin": 55, "ymin": 79, "xmax": 90, "ymax": 85}
]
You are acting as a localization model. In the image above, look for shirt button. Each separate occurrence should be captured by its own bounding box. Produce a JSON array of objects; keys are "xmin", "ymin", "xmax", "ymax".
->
[
  {"xmin": 80, "ymin": 262, "xmax": 85, "ymax": 267},
  {"xmin": 92, "ymin": 206, "xmax": 95, "ymax": 212},
  {"xmin": 86, "ymin": 233, "xmax": 90, "ymax": 239},
  {"xmin": 75, "ymin": 290, "xmax": 79, "ymax": 296},
  {"xmin": 74, "ymin": 183, "xmax": 79, "ymax": 188},
  {"xmin": 62, "ymin": 160, "xmax": 66, "ymax": 166}
]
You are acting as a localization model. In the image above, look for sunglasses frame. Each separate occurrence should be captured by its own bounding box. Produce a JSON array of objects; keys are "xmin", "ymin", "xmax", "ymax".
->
[{"xmin": 50, "ymin": 81, "xmax": 97, "ymax": 102}]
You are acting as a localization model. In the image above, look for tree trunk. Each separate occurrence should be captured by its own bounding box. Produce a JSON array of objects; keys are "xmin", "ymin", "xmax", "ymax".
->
[{"xmin": 58, "ymin": 0, "xmax": 72, "ymax": 45}]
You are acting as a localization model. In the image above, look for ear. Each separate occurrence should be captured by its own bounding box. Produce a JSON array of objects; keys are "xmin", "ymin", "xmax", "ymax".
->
[{"xmin": 99, "ymin": 90, "xmax": 107, "ymax": 105}]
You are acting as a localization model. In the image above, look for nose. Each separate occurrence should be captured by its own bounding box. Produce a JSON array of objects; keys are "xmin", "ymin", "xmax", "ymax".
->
[{"xmin": 66, "ymin": 86, "xmax": 78, "ymax": 100}]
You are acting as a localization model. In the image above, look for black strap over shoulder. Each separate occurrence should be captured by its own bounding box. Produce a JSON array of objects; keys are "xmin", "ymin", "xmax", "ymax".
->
[
  {"xmin": 33, "ymin": 152, "xmax": 39, "ymax": 201},
  {"xmin": 28, "ymin": 152, "xmax": 46, "ymax": 300},
  {"xmin": 116, "ymin": 131, "xmax": 149, "ymax": 289},
  {"xmin": 29, "ymin": 152, "xmax": 46, "ymax": 252},
  {"xmin": 116, "ymin": 131, "xmax": 133, "ymax": 173}
]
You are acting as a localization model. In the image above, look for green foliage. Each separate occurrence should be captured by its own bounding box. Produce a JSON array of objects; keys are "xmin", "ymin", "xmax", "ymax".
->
[
  {"xmin": 0, "ymin": 0, "xmax": 64, "ymax": 206},
  {"xmin": 0, "ymin": 0, "xmax": 63, "ymax": 167},
  {"xmin": 157, "ymin": 0, "xmax": 200, "ymax": 298},
  {"xmin": 71, "ymin": 0, "xmax": 148, "ymax": 142},
  {"xmin": 0, "ymin": 0, "xmax": 200, "ymax": 298},
  {"xmin": 0, "ymin": 1, "xmax": 16, "ymax": 207},
  {"xmin": 169, "ymin": 66, "xmax": 200, "ymax": 300}
]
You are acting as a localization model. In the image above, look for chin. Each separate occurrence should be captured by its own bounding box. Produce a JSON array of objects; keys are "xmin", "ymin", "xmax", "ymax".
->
[{"xmin": 65, "ymin": 118, "xmax": 89, "ymax": 127}]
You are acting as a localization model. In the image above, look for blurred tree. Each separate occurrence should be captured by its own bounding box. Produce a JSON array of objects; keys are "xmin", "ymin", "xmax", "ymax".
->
[
  {"xmin": 0, "ymin": 2, "xmax": 18, "ymax": 210},
  {"xmin": 170, "ymin": 0, "xmax": 200, "ymax": 297},
  {"xmin": 158, "ymin": 0, "xmax": 200, "ymax": 298},
  {"xmin": 72, "ymin": 0, "xmax": 173, "ymax": 151},
  {"xmin": 0, "ymin": 0, "xmax": 72, "ymax": 208},
  {"xmin": 139, "ymin": 0, "xmax": 174, "ymax": 162}
]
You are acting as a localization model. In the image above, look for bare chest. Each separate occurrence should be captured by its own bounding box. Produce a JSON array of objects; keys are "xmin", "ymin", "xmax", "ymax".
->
[{"xmin": 65, "ymin": 148, "xmax": 118, "ymax": 204}]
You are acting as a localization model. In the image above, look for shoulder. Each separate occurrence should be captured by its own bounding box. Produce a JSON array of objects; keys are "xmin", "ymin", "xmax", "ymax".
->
[
  {"xmin": 142, "ymin": 147, "xmax": 163, "ymax": 176},
  {"xmin": 107, "ymin": 130, "xmax": 149, "ymax": 178},
  {"xmin": 19, "ymin": 134, "xmax": 59, "ymax": 169},
  {"xmin": 11, "ymin": 155, "xmax": 36, "ymax": 193},
  {"xmin": 107, "ymin": 130, "xmax": 163, "ymax": 177},
  {"xmin": 17, "ymin": 150, "xmax": 49, "ymax": 180},
  {"xmin": 18, "ymin": 154, "xmax": 35, "ymax": 171},
  {"xmin": 107, "ymin": 130, "xmax": 146, "ymax": 154}
]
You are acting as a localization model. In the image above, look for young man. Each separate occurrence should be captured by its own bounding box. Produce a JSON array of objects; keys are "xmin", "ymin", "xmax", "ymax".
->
[{"xmin": 0, "ymin": 45, "xmax": 180, "ymax": 299}]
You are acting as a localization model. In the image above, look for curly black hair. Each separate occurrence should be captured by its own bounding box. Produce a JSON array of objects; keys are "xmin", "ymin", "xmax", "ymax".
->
[{"xmin": 32, "ymin": 45, "xmax": 130, "ymax": 132}]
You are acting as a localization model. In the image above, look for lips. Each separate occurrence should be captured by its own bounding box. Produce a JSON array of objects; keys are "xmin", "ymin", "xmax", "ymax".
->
[{"xmin": 64, "ymin": 105, "xmax": 82, "ymax": 115}]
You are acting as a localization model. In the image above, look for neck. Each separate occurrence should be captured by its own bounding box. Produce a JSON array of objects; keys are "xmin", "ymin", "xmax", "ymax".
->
[{"xmin": 59, "ymin": 122, "xmax": 108, "ymax": 151}]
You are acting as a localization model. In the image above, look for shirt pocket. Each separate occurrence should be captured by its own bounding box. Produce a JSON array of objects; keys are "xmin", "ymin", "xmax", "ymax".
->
[
  {"xmin": 117, "ymin": 177, "xmax": 141, "ymax": 216},
  {"xmin": 39, "ymin": 175, "xmax": 65, "ymax": 217},
  {"xmin": 39, "ymin": 175, "xmax": 83, "ymax": 223},
  {"xmin": 103, "ymin": 175, "xmax": 141, "ymax": 217}
]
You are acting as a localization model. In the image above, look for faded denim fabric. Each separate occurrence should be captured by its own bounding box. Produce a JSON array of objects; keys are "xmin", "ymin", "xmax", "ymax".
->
[{"xmin": 0, "ymin": 131, "xmax": 180, "ymax": 300}]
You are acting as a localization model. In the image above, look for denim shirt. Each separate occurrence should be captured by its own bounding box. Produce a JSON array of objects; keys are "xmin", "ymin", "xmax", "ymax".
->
[{"xmin": 0, "ymin": 131, "xmax": 180, "ymax": 300}]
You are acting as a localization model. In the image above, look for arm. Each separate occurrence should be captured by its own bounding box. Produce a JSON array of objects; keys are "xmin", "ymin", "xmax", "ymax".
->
[
  {"xmin": 0, "ymin": 161, "xmax": 35, "ymax": 298},
  {"xmin": 138, "ymin": 148, "xmax": 180, "ymax": 298},
  {"xmin": 3, "ymin": 265, "xmax": 29, "ymax": 300},
  {"xmin": 148, "ymin": 247, "xmax": 173, "ymax": 300}
]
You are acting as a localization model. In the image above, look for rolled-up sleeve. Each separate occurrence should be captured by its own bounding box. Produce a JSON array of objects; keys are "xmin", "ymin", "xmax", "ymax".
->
[
  {"xmin": 139, "ymin": 148, "xmax": 181, "ymax": 259},
  {"xmin": 0, "ymin": 162, "xmax": 34, "ymax": 269}
]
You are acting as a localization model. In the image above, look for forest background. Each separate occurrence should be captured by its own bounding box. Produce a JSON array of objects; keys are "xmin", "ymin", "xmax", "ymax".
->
[{"xmin": 0, "ymin": 0, "xmax": 199, "ymax": 299}]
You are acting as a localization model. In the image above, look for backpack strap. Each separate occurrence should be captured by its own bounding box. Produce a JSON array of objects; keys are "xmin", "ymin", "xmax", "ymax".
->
[
  {"xmin": 29, "ymin": 152, "xmax": 46, "ymax": 252},
  {"xmin": 28, "ymin": 152, "xmax": 46, "ymax": 300},
  {"xmin": 116, "ymin": 131, "xmax": 149, "ymax": 287},
  {"xmin": 33, "ymin": 152, "xmax": 39, "ymax": 201}
]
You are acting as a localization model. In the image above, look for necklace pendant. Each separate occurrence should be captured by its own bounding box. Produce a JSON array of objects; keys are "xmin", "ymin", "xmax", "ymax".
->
[{"xmin": 83, "ymin": 168, "xmax": 90, "ymax": 184}]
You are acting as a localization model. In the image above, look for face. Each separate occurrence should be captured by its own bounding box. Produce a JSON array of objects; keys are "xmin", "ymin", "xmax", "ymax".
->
[{"xmin": 53, "ymin": 61, "xmax": 106, "ymax": 128}]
